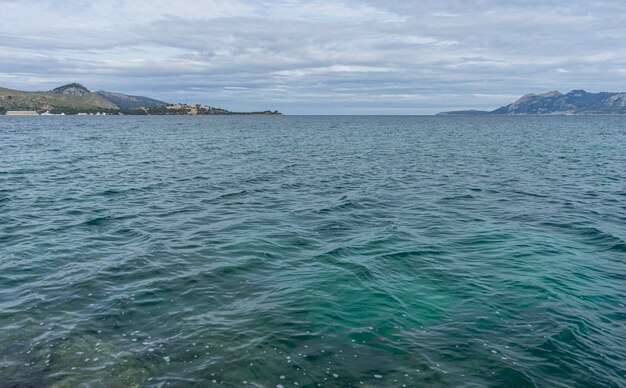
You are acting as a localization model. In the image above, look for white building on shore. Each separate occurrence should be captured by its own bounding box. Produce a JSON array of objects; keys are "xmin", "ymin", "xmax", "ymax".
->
[{"xmin": 5, "ymin": 111, "xmax": 38, "ymax": 116}]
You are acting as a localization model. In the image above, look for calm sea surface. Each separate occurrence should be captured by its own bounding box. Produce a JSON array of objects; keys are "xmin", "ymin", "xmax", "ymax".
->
[{"xmin": 1, "ymin": 116, "xmax": 625, "ymax": 387}]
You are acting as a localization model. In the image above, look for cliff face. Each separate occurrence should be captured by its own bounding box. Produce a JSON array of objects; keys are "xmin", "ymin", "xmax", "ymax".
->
[{"xmin": 438, "ymin": 90, "xmax": 626, "ymax": 115}]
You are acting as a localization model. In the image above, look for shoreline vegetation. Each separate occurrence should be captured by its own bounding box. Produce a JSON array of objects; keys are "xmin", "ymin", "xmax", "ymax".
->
[
  {"xmin": 0, "ymin": 83, "xmax": 281, "ymax": 116},
  {"xmin": 0, "ymin": 106, "xmax": 281, "ymax": 116}
]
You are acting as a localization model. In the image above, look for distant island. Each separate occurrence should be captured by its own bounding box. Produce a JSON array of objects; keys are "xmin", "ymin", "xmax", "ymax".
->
[
  {"xmin": 0, "ymin": 83, "xmax": 281, "ymax": 116},
  {"xmin": 438, "ymin": 90, "xmax": 626, "ymax": 115}
]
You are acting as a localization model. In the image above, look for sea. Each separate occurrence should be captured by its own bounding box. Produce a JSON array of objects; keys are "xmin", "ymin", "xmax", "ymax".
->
[{"xmin": 1, "ymin": 115, "xmax": 625, "ymax": 387}]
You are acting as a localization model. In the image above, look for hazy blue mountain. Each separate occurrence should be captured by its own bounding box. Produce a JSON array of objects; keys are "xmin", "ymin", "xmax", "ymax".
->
[
  {"xmin": 438, "ymin": 90, "xmax": 626, "ymax": 115},
  {"xmin": 96, "ymin": 90, "xmax": 168, "ymax": 109},
  {"xmin": 435, "ymin": 109, "xmax": 492, "ymax": 116}
]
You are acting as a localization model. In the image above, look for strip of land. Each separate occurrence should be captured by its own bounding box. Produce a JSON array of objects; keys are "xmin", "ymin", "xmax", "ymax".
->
[{"xmin": 0, "ymin": 83, "xmax": 281, "ymax": 115}]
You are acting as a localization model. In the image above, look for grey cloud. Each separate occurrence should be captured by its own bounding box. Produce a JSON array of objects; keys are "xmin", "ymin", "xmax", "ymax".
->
[{"xmin": 1, "ymin": 1, "xmax": 625, "ymax": 113}]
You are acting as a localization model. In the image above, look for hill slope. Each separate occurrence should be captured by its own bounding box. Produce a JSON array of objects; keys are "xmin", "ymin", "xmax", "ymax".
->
[
  {"xmin": 0, "ymin": 83, "xmax": 278, "ymax": 115},
  {"xmin": 53, "ymin": 83, "xmax": 92, "ymax": 97},
  {"xmin": 0, "ymin": 84, "xmax": 118, "ymax": 112},
  {"xmin": 438, "ymin": 90, "xmax": 626, "ymax": 115},
  {"xmin": 96, "ymin": 90, "xmax": 168, "ymax": 109}
]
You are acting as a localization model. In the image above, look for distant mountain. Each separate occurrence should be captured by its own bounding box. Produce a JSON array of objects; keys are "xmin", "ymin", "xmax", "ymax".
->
[
  {"xmin": 436, "ymin": 109, "xmax": 493, "ymax": 116},
  {"xmin": 0, "ymin": 83, "xmax": 118, "ymax": 112},
  {"xmin": 0, "ymin": 83, "xmax": 169, "ymax": 113},
  {"xmin": 0, "ymin": 83, "xmax": 279, "ymax": 115},
  {"xmin": 438, "ymin": 90, "xmax": 626, "ymax": 115},
  {"xmin": 96, "ymin": 90, "xmax": 168, "ymax": 109},
  {"xmin": 52, "ymin": 83, "xmax": 91, "ymax": 97}
]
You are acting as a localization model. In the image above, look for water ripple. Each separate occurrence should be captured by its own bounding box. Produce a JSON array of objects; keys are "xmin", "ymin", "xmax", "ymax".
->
[{"xmin": 1, "ymin": 116, "xmax": 625, "ymax": 386}]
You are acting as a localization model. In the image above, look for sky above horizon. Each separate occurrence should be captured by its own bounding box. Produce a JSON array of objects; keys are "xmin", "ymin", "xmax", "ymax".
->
[{"xmin": 1, "ymin": 1, "xmax": 626, "ymax": 114}]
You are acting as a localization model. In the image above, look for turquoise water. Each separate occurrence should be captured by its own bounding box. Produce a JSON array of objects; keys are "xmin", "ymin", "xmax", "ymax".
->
[{"xmin": 1, "ymin": 116, "xmax": 625, "ymax": 387}]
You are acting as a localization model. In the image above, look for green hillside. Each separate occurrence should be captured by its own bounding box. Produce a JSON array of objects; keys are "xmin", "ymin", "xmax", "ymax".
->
[
  {"xmin": 0, "ymin": 83, "xmax": 280, "ymax": 115},
  {"xmin": 0, "ymin": 84, "xmax": 118, "ymax": 112}
]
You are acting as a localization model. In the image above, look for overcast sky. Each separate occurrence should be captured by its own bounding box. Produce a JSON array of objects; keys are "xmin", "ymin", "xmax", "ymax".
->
[{"xmin": 1, "ymin": 1, "xmax": 625, "ymax": 114}]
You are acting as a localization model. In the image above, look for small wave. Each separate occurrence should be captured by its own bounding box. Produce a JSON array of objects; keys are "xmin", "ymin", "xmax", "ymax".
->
[
  {"xmin": 316, "ymin": 199, "xmax": 364, "ymax": 213},
  {"xmin": 379, "ymin": 249, "xmax": 447, "ymax": 263},
  {"xmin": 439, "ymin": 194, "xmax": 475, "ymax": 201},
  {"xmin": 210, "ymin": 190, "xmax": 249, "ymax": 201},
  {"xmin": 99, "ymin": 189, "xmax": 123, "ymax": 196},
  {"xmin": 543, "ymin": 222, "xmax": 626, "ymax": 253},
  {"xmin": 313, "ymin": 247, "xmax": 375, "ymax": 281},
  {"xmin": 82, "ymin": 215, "xmax": 113, "ymax": 226},
  {"xmin": 511, "ymin": 189, "xmax": 550, "ymax": 198}
]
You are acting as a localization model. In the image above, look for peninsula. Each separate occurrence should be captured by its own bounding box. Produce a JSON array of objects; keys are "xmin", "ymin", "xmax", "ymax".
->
[
  {"xmin": 438, "ymin": 90, "xmax": 626, "ymax": 115},
  {"xmin": 0, "ymin": 83, "xmax": 281, "ymax": 115}
]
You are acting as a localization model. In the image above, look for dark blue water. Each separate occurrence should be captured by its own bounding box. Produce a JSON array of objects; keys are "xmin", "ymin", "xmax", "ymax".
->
[{"xmin": 1, "ymin": 116, "xmax": 625, "ymax": 387}]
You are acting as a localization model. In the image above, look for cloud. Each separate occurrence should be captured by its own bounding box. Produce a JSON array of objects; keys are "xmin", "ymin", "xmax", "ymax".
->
[
  {"xmin": 273, "ymin": 65, "xmax": 394, "ymax": 77},
  {"xmin": 1, "ymin": 0, "xmax": 626, "ymax": 113}
]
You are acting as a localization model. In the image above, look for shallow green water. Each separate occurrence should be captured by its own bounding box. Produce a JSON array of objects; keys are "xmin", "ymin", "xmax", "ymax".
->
[{"xmin": 1, "ymin": 115, "xmax": 625, "ymax": 387}]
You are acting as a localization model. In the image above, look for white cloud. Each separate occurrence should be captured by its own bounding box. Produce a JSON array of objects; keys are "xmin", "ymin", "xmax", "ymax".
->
[{"xmin": 273, "ymin": 65, "xmax": 394, "ymax": 77}]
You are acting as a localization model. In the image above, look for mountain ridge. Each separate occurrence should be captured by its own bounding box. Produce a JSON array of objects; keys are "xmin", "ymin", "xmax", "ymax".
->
[
  {"xmin": 53, "ymin": 83, "xmax": 91, "ymax": 97},
  {"xmin": 0, "ymin": 83, "xmax": 158, "ymax": 112},
  {"xmin": 438, "ymin": 90, "xmax": 626, "ymax": 115},
  {"xmin": 0, "ymin": 83, "xmax": 118, "ymax": 112},
  {"xmin": 0, "ymin": 83, "xmax": 281, "ymax": 115},
  {"xmin": 95, "ymin": 90, "xmax": 168, "ymax": 109}
]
